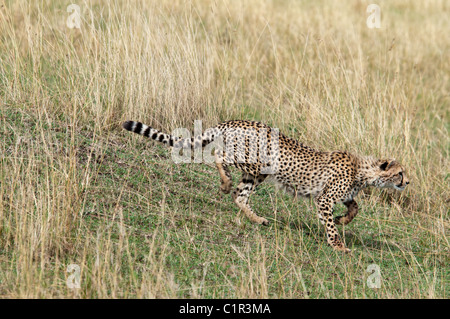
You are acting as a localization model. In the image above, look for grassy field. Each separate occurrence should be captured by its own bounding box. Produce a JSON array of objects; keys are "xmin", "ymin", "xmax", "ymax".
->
[{"xmin": 0, "ymin": 0, "xmax": 448, "ymax": 298}]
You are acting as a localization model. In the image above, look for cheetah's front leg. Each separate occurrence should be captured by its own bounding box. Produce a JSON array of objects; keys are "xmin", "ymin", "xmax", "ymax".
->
[
  {"xmin": 335, "ymin": 200, "xmax": 358, "ymax": 226},
  {"xmin": 315, "ymin": 196, "xmax": 351, "ymax": 253}
]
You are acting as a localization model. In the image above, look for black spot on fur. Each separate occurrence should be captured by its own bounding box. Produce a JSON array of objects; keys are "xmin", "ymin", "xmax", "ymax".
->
[
  {"xmin": 134, "ymin": 122, "xmax": 143, "ymax": 134},
  {"xmin": 143, "ymin": 127, "xmax": 151, "ymax": 137},
  {"xmin": 122, "ymin": 121, "xmax": 133, "ymax": 131}
]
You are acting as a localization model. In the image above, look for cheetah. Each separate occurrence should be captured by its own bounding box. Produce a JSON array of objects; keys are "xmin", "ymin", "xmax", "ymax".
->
[{"xmin": 122, "ymin": 120, "xmax": 409, "ymax": 253}]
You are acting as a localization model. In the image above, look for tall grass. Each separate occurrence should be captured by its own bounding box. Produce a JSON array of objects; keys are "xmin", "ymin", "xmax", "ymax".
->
[{"xmin": 0, "ymin": 0, "xmax": 448, "ymax": 298}]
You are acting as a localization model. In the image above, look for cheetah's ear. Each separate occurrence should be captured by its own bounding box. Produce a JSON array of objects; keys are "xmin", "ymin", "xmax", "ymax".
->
[
  {"xmin": 379, "ymin": 161, "xmax": 389, "ymax": 171},
  {"xmin": 379, "ymin": 159, "xmax": 396, "ymax": 171}
]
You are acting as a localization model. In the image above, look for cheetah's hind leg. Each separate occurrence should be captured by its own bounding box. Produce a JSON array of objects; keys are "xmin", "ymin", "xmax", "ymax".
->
[
  {"xmin": 232, "ymin": 173, "xmax": 269, "ymax": 226},
  {"xmin": 215, "ymin": 150, "xmax": 233, "ymax": 194}
]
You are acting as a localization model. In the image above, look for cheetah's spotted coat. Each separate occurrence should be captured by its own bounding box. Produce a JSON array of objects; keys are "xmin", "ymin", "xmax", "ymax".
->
[{"xmin": 123, "ymin": 120, "xmax": 409, "ymax": 252}]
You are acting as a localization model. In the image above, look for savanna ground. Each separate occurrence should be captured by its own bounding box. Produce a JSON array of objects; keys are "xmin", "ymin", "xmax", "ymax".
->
[{"xmin": 0, "ymin": 0, "xmax": 448, "ymax": 298}]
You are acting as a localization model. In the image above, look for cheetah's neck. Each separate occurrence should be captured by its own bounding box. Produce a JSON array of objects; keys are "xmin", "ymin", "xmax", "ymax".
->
[{"xmin": 355, "ymin": 156, "xmax": 382, "ymax": 189}]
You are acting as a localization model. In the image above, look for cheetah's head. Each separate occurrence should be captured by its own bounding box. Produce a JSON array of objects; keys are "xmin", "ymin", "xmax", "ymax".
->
[{"xmin": 372, "ymin": 159, "xmax": 409, "ymax": 191}]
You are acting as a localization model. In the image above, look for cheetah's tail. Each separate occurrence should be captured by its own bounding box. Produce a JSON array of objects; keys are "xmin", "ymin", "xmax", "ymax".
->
[{"xmin": 122, "ymin": 121, "xmax": 219, "ymax": 149}]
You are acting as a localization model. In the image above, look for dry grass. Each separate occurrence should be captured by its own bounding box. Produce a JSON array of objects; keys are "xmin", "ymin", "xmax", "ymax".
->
[{"xmin": 0, "ymin": 0, "xmax": 448, "ymax": 298}]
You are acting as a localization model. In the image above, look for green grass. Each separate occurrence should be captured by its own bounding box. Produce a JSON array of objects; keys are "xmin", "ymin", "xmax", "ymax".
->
[
  {"xmin": 82, "ymin": 133, "xmax": 448, "ymax": 298},
  {"xmin": 0, "ymin": 103, "xmax": 448, "ymax": 298}
]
